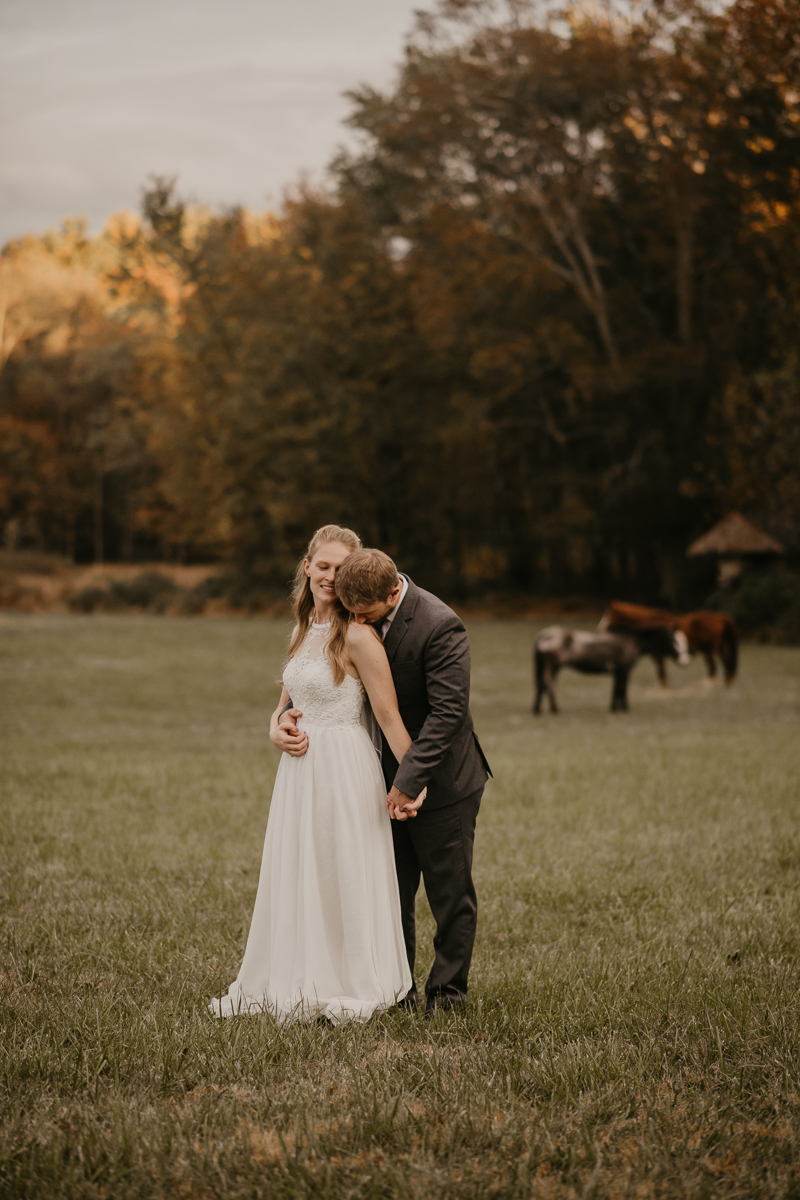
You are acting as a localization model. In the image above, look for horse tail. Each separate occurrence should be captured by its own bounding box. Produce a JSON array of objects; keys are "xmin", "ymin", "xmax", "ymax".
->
[{"xmin": 721, "ymin": 616, "xmax": 738, "ymax": 684}]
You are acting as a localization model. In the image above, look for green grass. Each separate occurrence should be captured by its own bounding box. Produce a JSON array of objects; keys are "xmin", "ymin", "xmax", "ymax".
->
[{"xmin": 2, "ymin": 613, "xmax": 800, "ymax": 1199}]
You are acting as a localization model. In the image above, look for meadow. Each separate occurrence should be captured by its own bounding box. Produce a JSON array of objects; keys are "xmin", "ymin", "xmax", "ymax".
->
[{"xmin": 1, "ymin": 612, "xmax": 799, "ymax": 1199}]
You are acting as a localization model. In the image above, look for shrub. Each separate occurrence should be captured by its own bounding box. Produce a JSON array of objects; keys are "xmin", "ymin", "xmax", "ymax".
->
[
  {"xmin": 68, "ymin": 573, "xmax": 179, "ymax": 614},
  {"xmin": 109, "ymin": 572, "xmax": 178, "ymax": 611},
  {"xmin": 184, "ymin": 572, "xmax": 282, "ymax": 613},
  {"xmin": 712, "ymin": 566, "xmax": 800, "ymax": 643},
  {"xmin": 0, "ymin": 572, "xmax": 35, "ymax": 609},
  {"xmin": 64, "ymin": 570, "xmax": 281, "ymax": 616},
  {"xmin": 68, "ymin": 585, "xmax": 113, "ymax": 614}
]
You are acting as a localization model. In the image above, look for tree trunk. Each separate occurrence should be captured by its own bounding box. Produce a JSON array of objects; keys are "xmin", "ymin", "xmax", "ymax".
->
[
  {"xmin": 675, "ymin": 202, "xmax": 694, "ymax": 345},
  {"xmin": 520, "ymin": 191, "xmax": 621, "ymax": 367},
  {"xmin": 93, "ymin": 474, "xmax": 104, "ymax": 564},
  {"xmin": 121, "ymin": 481, "xmax": 134, "ymax": 562},
  {"xmin": 65, "ymin": 511, "xmax": 76, "ymax": 563}
]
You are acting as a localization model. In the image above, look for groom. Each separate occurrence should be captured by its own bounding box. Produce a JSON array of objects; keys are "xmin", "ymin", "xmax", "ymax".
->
[{"xmin": 337, "ymin": 549, "xmax": 490, "ymax": 1014}]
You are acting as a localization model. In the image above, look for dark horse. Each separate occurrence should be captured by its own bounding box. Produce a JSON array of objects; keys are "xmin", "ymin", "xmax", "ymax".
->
[
  {"xmin": 533, "ymin": 625, "xmax": 691, "ymax": 713},
  {"xmin": 599, "ymin": 601, "xmax": 739, "ymax": 686}
]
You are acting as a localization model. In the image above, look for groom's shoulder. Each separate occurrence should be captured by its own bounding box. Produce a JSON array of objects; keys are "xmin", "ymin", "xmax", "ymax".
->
[{"xmin": 407, "ymin": 580, "xmax": 465, "ymax": 634}]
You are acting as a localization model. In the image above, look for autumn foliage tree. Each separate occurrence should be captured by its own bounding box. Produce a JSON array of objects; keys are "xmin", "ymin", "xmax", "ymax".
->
[
  {"xmin": 1, "ymin": 0, "xmax": 798, "ymax": 602},
  {"xmin": 0, "ymin": 220, "xmax": 152, "ymax": 562},
  {"xmin": 337, "ymin": 0, "xmax": 800, "ymax": 593}
]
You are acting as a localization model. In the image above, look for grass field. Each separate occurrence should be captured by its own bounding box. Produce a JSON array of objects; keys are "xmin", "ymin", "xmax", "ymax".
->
[{"xmin": 2, "ymin": 613, "xmax": 800, "ymax": 1199}]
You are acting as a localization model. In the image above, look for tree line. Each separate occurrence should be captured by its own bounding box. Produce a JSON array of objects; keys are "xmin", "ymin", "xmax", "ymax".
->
[{"xmin": 1, "ymin": 0, "xmax": 798, "ymax": 604}]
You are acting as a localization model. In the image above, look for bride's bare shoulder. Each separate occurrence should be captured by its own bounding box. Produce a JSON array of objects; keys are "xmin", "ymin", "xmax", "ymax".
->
[{"xmin": 345, "ymin": 622, "xmax": 381, "ymax": 650}]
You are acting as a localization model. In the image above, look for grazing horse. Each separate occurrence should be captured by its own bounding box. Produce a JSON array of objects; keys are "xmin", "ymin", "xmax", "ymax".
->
[
  {"xmin": 533, "ymin": 625, "xmax": 691, "ymax": 713},
  {"xmin": 599, "ymin": 600, "xmax": 738, "ymax": 685}
]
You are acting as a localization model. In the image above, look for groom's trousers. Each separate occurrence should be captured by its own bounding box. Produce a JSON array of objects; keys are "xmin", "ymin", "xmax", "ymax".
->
[{"xmin": 391, "ymin": 787, "xmax": 483, "ymax": 1009}]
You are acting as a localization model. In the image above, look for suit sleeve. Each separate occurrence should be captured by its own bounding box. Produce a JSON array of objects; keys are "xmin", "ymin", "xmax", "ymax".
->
[{"xmin": 392, "ymin": 615, "xmax": 471, "ymax": 798}]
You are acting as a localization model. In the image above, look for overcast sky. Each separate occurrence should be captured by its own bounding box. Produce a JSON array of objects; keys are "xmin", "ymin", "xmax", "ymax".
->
[{"xmin": 0, "ymin": 0, "xmax": 421, "ymax": 245}]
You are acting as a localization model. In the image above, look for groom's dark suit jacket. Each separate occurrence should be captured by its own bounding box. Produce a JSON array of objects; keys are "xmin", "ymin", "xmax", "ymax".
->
[{"xmin": 381, "ymin": 577, "xmax": 491, "ymax": 809}]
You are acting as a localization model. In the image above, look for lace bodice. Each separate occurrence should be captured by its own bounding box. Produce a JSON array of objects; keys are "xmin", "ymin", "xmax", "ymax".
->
[{"xmin": 283, "ymin": 622, "xmax": 365, "ymax": 729}]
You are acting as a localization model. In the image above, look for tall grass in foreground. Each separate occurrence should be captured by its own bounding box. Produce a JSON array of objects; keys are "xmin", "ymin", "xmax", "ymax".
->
[{"xmin": 1, "ymin": 613, "xmax": 799, "ymax": 1198}]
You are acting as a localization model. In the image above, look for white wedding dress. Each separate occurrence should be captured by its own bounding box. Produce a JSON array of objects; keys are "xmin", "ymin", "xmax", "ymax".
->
[{"xmin": 210, "ymin": 621, "xmax": 411, "ymax": 1024}]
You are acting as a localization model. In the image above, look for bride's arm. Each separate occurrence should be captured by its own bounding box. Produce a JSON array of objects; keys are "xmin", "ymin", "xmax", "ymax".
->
[{"xmin": 345, "ymin": 624, "xmax": 412, "ymax": 765}]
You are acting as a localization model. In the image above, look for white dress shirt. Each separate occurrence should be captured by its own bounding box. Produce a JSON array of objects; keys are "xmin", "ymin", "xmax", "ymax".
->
[{"xmin": 381, "ymin": 575, "xmax": 408, "ymax": 640}]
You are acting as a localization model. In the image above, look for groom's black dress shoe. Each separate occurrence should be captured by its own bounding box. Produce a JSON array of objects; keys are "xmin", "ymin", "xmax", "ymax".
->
[
  {"xmin": 396, "ymin": 989, "xmax": 419, "ymax": 1011},
  {"xmin": 424, "ymin": 990, "xmax": 467, "ymax": 1018}
]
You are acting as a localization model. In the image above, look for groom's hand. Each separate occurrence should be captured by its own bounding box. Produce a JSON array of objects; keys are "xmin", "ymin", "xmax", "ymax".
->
[
  {"xmin": 387, "ymin": 785, "xmax": 425, "ymax": 821},
  {"xmin": 271, "ymin": 709, "xmax": 309, "ymax": 757}
]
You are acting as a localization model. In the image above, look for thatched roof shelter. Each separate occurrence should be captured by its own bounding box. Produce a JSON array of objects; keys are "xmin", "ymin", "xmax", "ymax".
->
[{"xmin": 688, "ymin": 512, "xmax": 784, "ymax": 558}]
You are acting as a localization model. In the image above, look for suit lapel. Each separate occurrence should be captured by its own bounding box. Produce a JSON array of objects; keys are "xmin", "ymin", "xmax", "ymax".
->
[{"xmin": 383, "ymin": 576, "xmax": 419, "ymax": 664}]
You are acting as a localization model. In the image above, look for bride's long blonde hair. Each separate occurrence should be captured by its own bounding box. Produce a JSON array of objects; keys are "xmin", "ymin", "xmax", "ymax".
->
[{"xmin": 287, "ymin": 524, "xmax": 362, "ymax": 685}]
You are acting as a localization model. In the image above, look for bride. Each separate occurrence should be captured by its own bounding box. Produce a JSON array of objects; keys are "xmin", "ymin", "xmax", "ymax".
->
[{"xmin": 210, "ymin": 524, "xmax": 417, "ymax": 1024}]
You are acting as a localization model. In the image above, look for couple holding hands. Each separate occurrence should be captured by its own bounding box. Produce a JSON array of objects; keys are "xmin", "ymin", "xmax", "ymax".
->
[{"xmin": 211, "ymin": 524, "xmax": 491, "ymax": 1024}]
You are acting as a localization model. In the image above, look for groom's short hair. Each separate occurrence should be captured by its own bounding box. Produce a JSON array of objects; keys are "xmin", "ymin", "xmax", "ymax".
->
[{"xmin": 336, "ymin": 549, "xmax": 399, "ymax": 609}]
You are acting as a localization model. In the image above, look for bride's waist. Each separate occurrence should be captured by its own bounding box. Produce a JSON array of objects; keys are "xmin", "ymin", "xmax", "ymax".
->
[{"xmin": 297, "ymin": 715, "xmax": 365, "ymax": 730}]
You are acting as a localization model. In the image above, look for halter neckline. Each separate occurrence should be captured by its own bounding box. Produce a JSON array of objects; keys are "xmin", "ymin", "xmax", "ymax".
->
[{"xmin": 311, "ymin": 620, "xmax": 331, "ymax": 630}]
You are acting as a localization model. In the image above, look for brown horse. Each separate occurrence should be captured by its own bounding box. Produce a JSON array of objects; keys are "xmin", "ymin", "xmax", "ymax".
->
[{"xmin": 599, "ymin": 601, "xmax": 738, "ymax": 685}]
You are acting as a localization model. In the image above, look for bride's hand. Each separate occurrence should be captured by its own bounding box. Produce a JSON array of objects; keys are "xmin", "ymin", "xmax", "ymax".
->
[{"xmin": 387, "ymin": 786, "xmax": 426, "ymax": 820}]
